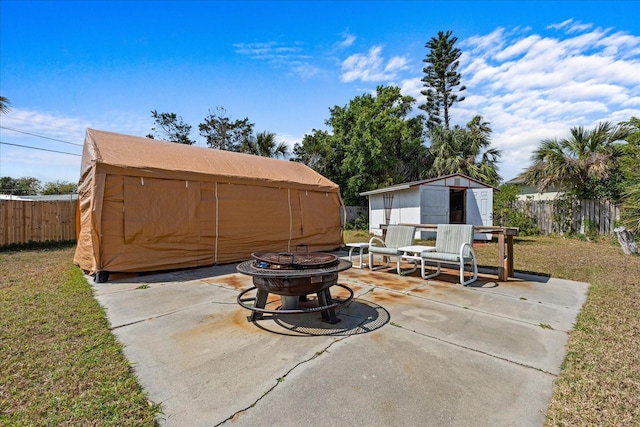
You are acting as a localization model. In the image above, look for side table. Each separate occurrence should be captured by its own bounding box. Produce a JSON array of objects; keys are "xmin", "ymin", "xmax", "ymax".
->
[
  {"xmin": 398, "ymin": 245, "xmax": 436, "ymax": 276},
  {"xmin": 346, "ymin": 242, "xmax": 370, "ymax": 268}
]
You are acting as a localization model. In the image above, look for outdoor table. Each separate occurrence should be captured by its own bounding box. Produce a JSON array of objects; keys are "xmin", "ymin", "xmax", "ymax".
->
[
  {"xmin": 346, "ymin": 242, "xmax": 370, "ymax": 268},
  {"xmin": 398, "ymin": 245, "xmax": 436, "ymax": 276}
]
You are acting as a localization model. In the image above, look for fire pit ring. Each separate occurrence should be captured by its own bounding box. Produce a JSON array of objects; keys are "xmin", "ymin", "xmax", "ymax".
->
[{"xmin": 236, "ymin": 252, "xmax": 353, "ymax": 324}]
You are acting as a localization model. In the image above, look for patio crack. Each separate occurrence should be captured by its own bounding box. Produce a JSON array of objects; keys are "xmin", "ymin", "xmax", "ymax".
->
[
  {"xmin": 396, "ymin": 323, "xmax": 559, "ymax": 377},
  {"xmin": 109, "ymin": 300, "xmax": 236, "ymax": 330},
  {"xmin": 213, "ymin": 317, "xmax": 369, "ymax": 426}
]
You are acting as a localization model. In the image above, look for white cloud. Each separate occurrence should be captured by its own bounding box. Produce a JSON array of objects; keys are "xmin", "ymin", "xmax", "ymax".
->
[
  {"xmin": 400, "ymin": 77, "xmax": 422, "ymax": 99},
  {"xmin": 2, "ymin": 109, "xmax": 88, "ymax": 140},
  {"xmin": 336, "ymin": 32, "xmax": 356, "ymax": 49},
  {"xmin": 340, "ymin": 45, "xmax": 410, "ymax": 83},
  {"xmin": 275, "ymin": 132, "xmax": 302, "ymax": 151},
  {"xmin": 0, "ymin": 108, "xmax": 151, "ymax": 183},
  {"xmin": 289, "ymin": 62, "xmax": 319, "ymax": 79},
  {"xmin": 441, "ymin": 24, "xmax": 640, "ymax": 180},
  {"xmin": 233, "ymin": 40, "xmax": 317, "ymax": 79},
  {"xmin": 233, "ymin": 41, "xmax": 306, "ymax": 60},
  {"xmin": 385, "ymin": 56, "xmax": 409, "ymax": 73},
  {"xmin": 547, "ymin": 19, "xmax": 593, "ymax": 34},
  {"xmin": 495, "ymin": 35, "xmax": 541, "ymax": 61}
]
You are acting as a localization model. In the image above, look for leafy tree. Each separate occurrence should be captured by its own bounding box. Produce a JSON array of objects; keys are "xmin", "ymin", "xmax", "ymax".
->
[
  {"xmin": 0, "ymin": 95, "xmax": 10, "ymax": 114},
  {"xmin": 238, "ymin": 131, "xmax": 288, "ymax": 158},
  {"xmin": 620, "ymin": 117, "xmax": 640, "ymax": 178},
  {"xmin": 293, "ymin": 86, "xmax": 427, "ymax": 205},
  {"xmin": 521, "ymin": 121, "xmax": 630, "ymax": 200},
  {"xmin": 199, "ymin": 106, "xmax": 254, "ymax": 151},
  {"xmin": 492, "ymin": 183, "xmax": 539, "ymax": 235},
  {"xmin": 41, "ymin": 180, "xmax": 78, "ymax": 195},
  {"xmin": 0, "ymin": 176, "xmax": 42, "ymax": 195},
  {"xmin": 147, "ymin": 110, "xmax": 195, "ymax": 144},
  {"xmin": 292, "ymin": 129, "xmax": 343, "ymax": 183},
  {"xmin": 621, "ymin": 182, "xmax": 640, "ymax": 235},
  {"xmin": 427, "ymin": 115, "xmax": 501, "ymax": 186},
  {"xmin": 619, "ymin": 117, "xmax": 640, "ymax": 234},
  {"xmin": 419, "ymin": 30, "xmax": 466, "ymax": 130}
]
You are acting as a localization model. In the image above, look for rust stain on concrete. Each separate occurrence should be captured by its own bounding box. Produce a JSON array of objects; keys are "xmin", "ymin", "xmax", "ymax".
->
[
  {"xmin": 201, "ymin": 273, "xmax": 253, "ymax": 290},
  {"xmin": 363, "ymin": 290, "xmax": 410, "ymax": 304},
  {"xmin": 174, "ymin": 308, "xmax": 258, "ymax": 344}
]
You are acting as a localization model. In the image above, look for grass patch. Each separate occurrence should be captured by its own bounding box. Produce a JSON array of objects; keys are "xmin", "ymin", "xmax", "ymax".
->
[
  {"xmin": 345, "ymin": 230, "xmax": 640, "ymax": 425},
  {"xmin": 0, "ymin": 247, "xmax": 159, "ymax": 426}
]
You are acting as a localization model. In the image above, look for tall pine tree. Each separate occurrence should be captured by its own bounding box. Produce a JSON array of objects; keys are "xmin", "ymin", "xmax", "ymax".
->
[{"xmin": 420, "ymin": 30, "xmax": 466, "ymax": 130}]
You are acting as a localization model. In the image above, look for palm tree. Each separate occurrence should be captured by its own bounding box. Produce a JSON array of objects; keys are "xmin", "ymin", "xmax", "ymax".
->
[
  {"xmin": 621, "ymin": 183, "xmax": 640, "ymax": 234},
  {"xmin": 238, "ymin": 131, "xmax": 288, "ymax": 158},
  {"xmin": 427, "ymin": 115, "xmax": 501, "ymax": 186},
  {"xmin": 521, "ymin": 121, "xmax": 630, "ymax": 199},
  {"xmin": 0, "ymin": 96, "xmax": 10, "ymax": 114},
  {"xmin": 619, "ymin": 117, "xmax": 640, "ymax": 233}
]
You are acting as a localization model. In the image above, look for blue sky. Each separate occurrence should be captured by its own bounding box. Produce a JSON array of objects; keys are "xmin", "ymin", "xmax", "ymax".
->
[{"xmin": 1, "ymin": 0, "xmax": 639, "ymax": 186}]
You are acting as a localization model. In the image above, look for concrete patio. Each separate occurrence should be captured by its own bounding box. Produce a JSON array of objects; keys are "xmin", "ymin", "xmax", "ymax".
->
[{"xmin": 88, "ymin": 252, "xmax": 589, "ymax": 426}]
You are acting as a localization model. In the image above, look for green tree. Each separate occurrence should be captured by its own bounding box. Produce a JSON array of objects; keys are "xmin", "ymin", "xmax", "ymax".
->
[
  {"xmin": 41, "ymin": 180, "xmax": 78, "ymax": 195},
  {"xmin": 147, "ymin": 110, "xmax": 195, "ymax": 144},
  {"xmin": 427, "ymin": 115, "xmax": 501, "ymax": 186},
  {"xmin": 199, "ymin": 106, "xmax": 253, "ymax": 151},
  {"xmin": 419, "ymin": 30, "xmax": 466, "ymax": 130},
  {"xmin": 620, "ymin": 117, "xmax": 640, "ymax": 178},
  {"xmin": 492, "ymin": 183, "xmax": 539, "ymax": 235},
  {"xmin": 292, "ymin": 129, "xmax": 343, "ymax": 182},
  {"xmin": 238, "ymin": 131, "xmax": 288, "ymax": 158},
  {"xmin": 619, "ymin": 117, "xmax": 640, "ymax": 234},
  {"xmin": 294, "ymin": 86, "xmax": 427, "ymax": 205},
  {"xmin": 0, "ymin": 95, "xmax": 10, "ymax": 114},
  {"xmin": 521, "ymin": 121, "xmax": 630, "ymax": 200},
  {"xmin": 0, "ymin": 176, "xmax": 42, "ymax": 195},
  {"xmin": 621, "ymin": 183, "xmax": 640, "ymax": 235}
]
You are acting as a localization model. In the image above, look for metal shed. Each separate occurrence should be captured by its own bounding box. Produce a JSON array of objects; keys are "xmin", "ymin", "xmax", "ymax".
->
[{"xmin": 360, "ymin": 173, "xmax": 497, "ymax": 240}]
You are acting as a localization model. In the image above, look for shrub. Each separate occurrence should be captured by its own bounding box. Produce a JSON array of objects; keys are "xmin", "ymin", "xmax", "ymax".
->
[{"xmin": 345, "ymin": 213, "xmax": 369, "ymax": 231}]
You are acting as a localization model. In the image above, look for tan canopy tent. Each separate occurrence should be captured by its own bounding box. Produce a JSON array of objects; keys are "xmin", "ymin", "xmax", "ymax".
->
[{"xmin": 74, "ymin": 129, "xmax": 344, "ymax": 281}]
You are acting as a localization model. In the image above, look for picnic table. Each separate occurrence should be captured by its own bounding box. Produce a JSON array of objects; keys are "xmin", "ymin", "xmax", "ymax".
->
[{"xmin": 381, "ymin": 223, "xmax": 519, "ymax": 281}]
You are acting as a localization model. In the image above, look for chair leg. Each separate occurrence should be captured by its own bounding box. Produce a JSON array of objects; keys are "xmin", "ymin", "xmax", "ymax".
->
[
  {"xmin": 369, "ymin": 252, "xmax": 391, "ymax": 271},
  {"xmin": 461, "ymin": 261, "xmax": 478, "ymax": 286},
  {"xmin": 397, "ymin": 256, "xmax": 417, "ymax": 276},
  {"xmin": 422, "ymin": 262, "xmax": 441, "ymax": 279}
]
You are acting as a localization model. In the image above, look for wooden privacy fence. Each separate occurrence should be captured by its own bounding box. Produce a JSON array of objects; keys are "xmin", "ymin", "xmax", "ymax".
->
[
  {"xmin": 515, "ymin": 198, "xmax": 620, "ymax": 235},
  {"xmin": 0, "ymin": 200, "xmax": 77, "ymax": 246}
]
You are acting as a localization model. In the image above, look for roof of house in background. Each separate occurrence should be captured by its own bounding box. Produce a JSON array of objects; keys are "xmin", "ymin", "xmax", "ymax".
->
[{"xmin": 359, "ymin": 173, "xmax": 498, "ymax": 196}]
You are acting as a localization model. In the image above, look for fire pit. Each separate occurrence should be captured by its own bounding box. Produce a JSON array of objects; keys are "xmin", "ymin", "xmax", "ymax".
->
[{"xmin": 236, "ymin": 251, "xmax": 353, "ymax": 324}]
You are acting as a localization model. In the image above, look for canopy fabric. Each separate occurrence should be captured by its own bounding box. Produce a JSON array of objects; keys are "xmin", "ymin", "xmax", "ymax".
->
[{"xmin": 74, "ymin": 129, "xmax": 344, "ymax": 276}]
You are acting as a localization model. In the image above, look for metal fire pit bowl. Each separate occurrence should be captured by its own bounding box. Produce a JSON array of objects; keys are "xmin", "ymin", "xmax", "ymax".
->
[{"xmin": 236, "ymin": 252, "xmax": 353, "ymax": 324}]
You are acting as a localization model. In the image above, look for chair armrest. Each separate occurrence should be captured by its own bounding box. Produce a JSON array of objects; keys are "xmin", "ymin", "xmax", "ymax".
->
[
  {"xmin": 460, "ymin": 242, "xmax": 476, "ymax": 258},
  {"xmin": 369, "ymin": 236, "xmax": 386, "ymax": 247}
]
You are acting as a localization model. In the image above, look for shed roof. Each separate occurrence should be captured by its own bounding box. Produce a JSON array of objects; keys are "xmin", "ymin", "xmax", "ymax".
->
[{"xmin": 359, "ymin": 173, "xmax": 497, "ymax": 196}]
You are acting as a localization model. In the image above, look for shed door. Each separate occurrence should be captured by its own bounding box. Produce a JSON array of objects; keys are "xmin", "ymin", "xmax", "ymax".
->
[
  {"xmin": 467, "ymin": 188, "xmax": 492, "ymax": 240},
  {"xmin": 420, "ymin": 186, "xmax": 448, "ymax": 239}
]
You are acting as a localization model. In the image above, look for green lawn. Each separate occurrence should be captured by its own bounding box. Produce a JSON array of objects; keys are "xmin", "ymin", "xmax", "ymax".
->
[
  {"xmin": 2, "ymin": 235, "xmax": 639, "ymax": 425},
  {"xmin": 0, "ymin": 244, "xmax": 160, "ymax": 426}
]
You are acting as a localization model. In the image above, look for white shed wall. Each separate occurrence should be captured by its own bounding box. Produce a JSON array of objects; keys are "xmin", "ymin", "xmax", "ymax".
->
[{"xmin": 368, "ymin": 188, "xmax": 421, "ymax": 236}]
